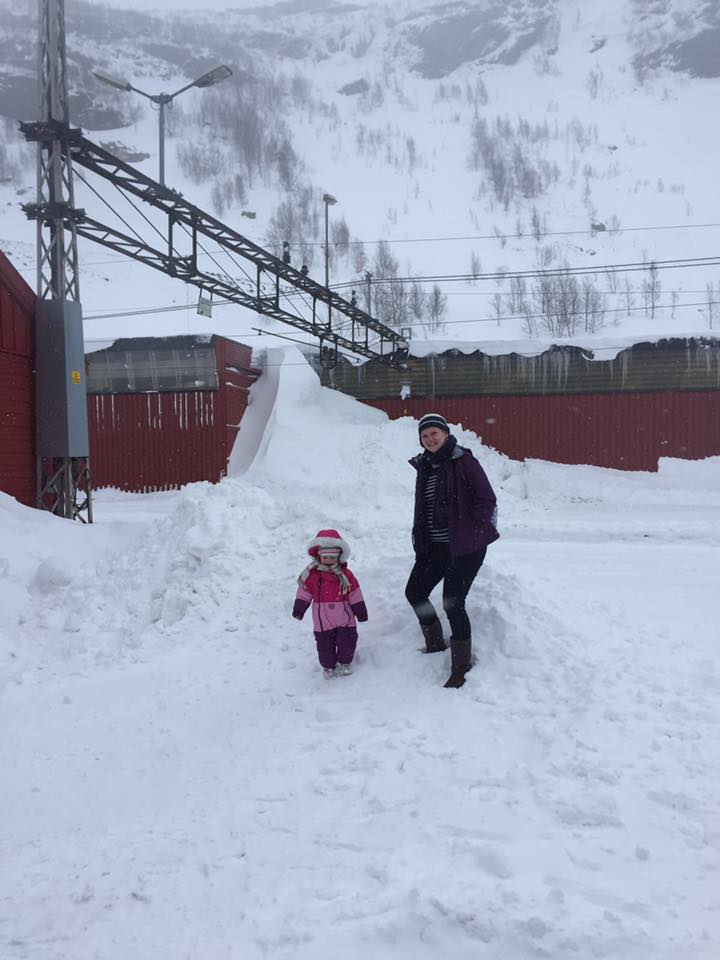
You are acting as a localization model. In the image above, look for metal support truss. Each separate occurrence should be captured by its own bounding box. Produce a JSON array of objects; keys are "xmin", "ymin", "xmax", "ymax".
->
[
  {"xmin": 21, "ymin": 125, "xmax": 409, "ymax": 366},
  {"xmin": 38, "ymin": 456, "xmax": 93, "ymax": 523},
  {"xmin": 35, "ymin": 4, "xmax": 80, "ymax": 301},
  {"xmin": 29, "ymin": 0, "xmax": 91, "ymax": 522}
]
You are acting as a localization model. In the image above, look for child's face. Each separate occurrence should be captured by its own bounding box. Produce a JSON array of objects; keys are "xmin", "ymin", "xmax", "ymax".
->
[{"xmin": 317, "ymin": 549, "xmax": 341, "ymax": 566}]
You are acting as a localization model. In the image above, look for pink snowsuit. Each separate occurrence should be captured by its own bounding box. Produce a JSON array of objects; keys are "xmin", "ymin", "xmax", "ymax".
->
[
  {"xmin": 293, "ymin": 567, "xmax": 367, "ymax": 669},
  {"xmin": 292, "ymin": 528, "xmax": 368, "ymax": 670},
  {"xmin": 294, "ymin": 566, "xmax": 366, "ymax": 633}
]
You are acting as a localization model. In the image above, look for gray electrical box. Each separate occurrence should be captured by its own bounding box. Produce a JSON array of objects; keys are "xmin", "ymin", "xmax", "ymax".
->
[{"xmin": 35, "ymin": 300, "xmax": 89, "ymax": 457}]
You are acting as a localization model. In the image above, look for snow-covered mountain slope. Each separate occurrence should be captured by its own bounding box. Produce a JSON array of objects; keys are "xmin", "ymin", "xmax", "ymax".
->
[
  {"xmin": 2, "ymin": 350, "xmax": 719, "ymax": 958},
  {"xmin": 1, "ymin": 0, "xmax": 719, "ymax": 353}
]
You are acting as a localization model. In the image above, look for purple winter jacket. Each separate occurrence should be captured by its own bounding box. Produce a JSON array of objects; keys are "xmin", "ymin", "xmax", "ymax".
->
[{"xmin": 410, "ymin": 444, "xmax": 500, "ymax": 558}]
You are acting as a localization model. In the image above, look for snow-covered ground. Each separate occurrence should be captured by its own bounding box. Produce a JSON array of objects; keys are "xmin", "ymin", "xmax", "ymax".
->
[{"xmin": 2, "ymin": 350, "xmax": 719, "ymax": 959}]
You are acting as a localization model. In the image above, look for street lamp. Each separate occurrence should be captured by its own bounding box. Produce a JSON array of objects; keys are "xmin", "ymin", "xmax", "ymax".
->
[
  {"xmin": 322, "ymin": 192, "xmax": 337, "ymax": 289},
  {"xmin": 94, "ymin": 65, "xmax": 232, "ymax": 185}
]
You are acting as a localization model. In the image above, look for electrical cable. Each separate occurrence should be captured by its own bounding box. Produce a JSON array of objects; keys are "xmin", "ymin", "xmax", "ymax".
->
[
  {"xmin": 85, "ymin": 296, "xmax": 712, "ymax": 326},
  {"xmin": 331, "ymin": 255, "xmax": 720, "ymax": 290},
  {"xmin": 74, "ymin": 166, "xmax": 170, "ymax": 251},
  {"xmin": 269, "ymin": 221, "xmax": 720, "ymax": 248},
  {"xmin": 73, "ymin": 168, "xmax": 157, "ymax": 249},
  {"xmin": 72, "ymin": 219, "xmax": 720, "ymax": 268}
]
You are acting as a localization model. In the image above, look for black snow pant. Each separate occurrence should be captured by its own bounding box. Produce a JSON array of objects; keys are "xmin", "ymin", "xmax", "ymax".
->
[{"xmin": 405, "ymin": 544, "xmax": 486, "ymax": 668}]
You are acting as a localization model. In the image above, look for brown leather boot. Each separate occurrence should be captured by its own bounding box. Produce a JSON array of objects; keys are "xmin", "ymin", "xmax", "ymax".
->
[
  {"xmin": 443, "ymin": 667, "xmax": 470, "ymax": 688},
  {"xmin": 443, "ymin": 636, "xmax": 472, "ymax": 688},
  {"xmin": 421, "ymin": 619, "xmax": 446, "ymax": 653}
]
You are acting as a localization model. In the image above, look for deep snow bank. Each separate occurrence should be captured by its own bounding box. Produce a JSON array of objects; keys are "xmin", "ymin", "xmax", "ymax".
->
[
  {"xmin": 3, "ymin": 350, "xmax": 720, "ymax": 960},
  {"xmin": 3, "ymin": 348, "xmax": 719, "ymax": 688}
]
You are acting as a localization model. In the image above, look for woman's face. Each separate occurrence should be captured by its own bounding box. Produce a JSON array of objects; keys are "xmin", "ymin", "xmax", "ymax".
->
[{"xmin": 420, "ymin": 427, "xmax": 448, "ymax": 453}]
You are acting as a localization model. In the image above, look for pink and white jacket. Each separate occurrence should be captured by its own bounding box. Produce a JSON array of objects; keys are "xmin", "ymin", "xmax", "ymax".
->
[{"xmin": 293, "ymin": 567, "xmax": 367, "ymax": 634}]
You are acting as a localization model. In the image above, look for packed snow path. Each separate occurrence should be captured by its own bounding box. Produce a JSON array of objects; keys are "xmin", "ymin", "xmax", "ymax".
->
[{"xmin": 2, "ymin": 353, "xmax": 719, "ymax": 959}]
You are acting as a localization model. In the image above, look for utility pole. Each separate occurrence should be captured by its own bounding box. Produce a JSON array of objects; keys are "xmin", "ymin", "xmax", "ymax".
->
[
  {"xmin": 322, "ymin": 192, "xmax": 337, "ymax": 289},
  {"xmin": 23, "ymin": 0, "xmax": 92, "ymax": 521},
  {"xmin": 322, "ymin": 192, "xmax": 337, "ymax": 331}
]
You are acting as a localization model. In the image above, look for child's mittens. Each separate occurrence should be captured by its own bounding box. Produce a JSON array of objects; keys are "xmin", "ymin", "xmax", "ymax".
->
[
  {"xmin": 292, "ymin": 599, "xmax": 309, "ymax": 620},
  {"xmin": 351, "ymin": 600, "xmax": 368, "ymax": 622}
]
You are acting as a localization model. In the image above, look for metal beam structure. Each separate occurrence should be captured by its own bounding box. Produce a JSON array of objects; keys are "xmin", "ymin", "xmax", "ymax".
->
[
  {"xmin": 21, "ymin": 125, "xmax": 409, "ymax": 366},
  {"xmin": 24, "ymin": 0, "xmax": 405, "ymax": 516},
  {"xmin": 35, "ymin": 0, "xmax": 80, "ymax": 301},
  {"xmin": 30, "ymin": 0, "xmax": 92, "ymax": 522}
]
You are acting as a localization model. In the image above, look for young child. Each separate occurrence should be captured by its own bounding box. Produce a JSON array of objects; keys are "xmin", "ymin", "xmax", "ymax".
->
[{"xmin": 292, "ymin": 528, "xmax": 368, "ymax": 678}]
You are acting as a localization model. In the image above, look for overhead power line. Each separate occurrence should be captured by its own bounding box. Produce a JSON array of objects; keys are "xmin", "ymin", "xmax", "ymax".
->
[
  {"xmin": 281, "ymin": 221, "xmax": 720, "ymax": 248},
  {"xmin": 86, "ymin": 252, "xmax": 719, "ymax": 319},
  {"xmin": 332, "ymin": 254, "xmax": 720, "ymax": 290},
  {"xmin": 71, "ymin": 219, "xmax": 720, "ymax": 269},
  {"xmin": 84, "ymin": 296, "xmax": 711, "ymax": 327}
]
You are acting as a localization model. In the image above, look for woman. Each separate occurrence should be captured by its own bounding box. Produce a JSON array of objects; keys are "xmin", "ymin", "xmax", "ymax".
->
[{"xmin": 405, "ymin": 413, "xmax": 499, "ymax": 688}]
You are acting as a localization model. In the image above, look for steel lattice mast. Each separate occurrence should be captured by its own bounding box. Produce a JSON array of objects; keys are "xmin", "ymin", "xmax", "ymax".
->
[
  {"xmin": 25, "ymin": 0, "xmax": 92, "ymax": 521},
  {"xmin": 35, "ymin": 0, "xmax": 80, "ymax": 301}
]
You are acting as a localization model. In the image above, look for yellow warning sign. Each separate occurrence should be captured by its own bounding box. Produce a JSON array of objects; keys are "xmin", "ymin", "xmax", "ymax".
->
[{"xmin": 71, "ymin": 370, "xmax": 81, "ymax": 384}]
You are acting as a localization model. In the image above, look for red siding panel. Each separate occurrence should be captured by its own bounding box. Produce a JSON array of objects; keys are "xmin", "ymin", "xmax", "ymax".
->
[
  {"xmin": 365, "ymin": 391, "xmax": 720, "ymax": 472},
  {"xmin": 87, "ymin": 338, "xmax": 260, "ymax": 492},
  {"xmin": 0, "ymin": 252, "xmax": 35, "ymax": 320},
  {"xmin": 88, "ymin": 391, "xmax": 226, "ymax": 492},
  {"xmin": 214, "ymin": 338, "xmax": 259, "ymax": 481},
  {"xmin": 0, "ymin": 252, "xmax": 36, "ymax": 506}
]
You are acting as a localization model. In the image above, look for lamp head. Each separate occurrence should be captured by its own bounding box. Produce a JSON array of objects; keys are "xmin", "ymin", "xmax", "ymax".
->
[
  {"xmin": 94, "ymin": 71, "xmax": 131, "ymax": 92},
  {"xmin": 322, "ymin": 193, "xmax": 338, "ymax": 206},
  {"xmin": 193, "ymin": 65, "xmax": 233, "ymax": 88}
]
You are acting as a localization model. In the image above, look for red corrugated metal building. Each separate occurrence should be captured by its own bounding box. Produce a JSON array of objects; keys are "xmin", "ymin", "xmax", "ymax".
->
[
  {"xmin": 0, "ymin": 251, "xmax": 35, "ymax": 507},
  {"xmin": 323, "ymin": 340, "xmax": 720, "ymax": 472},
  {"xmin": 363, "ymin": 392, "xmax": 720, "ymax": 472},
  {"xmin": 86, "ymin": 335, "xmax": 259, "ymax": 492}
]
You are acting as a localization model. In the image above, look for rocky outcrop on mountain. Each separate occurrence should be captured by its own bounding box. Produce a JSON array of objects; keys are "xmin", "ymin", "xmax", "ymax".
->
[
  {"xmin": 403, "ymin": 0, "xmax": 559, "ymax": 79},
  {"xmin": 630, "ymin": 0, "xmax": 720, "ymax": 80},
  {"xmin": 1, "ymin": 0, "xmax": 718, "ymax": 130}
]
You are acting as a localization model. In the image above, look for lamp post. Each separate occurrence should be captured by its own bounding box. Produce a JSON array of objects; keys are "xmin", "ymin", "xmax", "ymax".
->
[
  {"xmin": 322, "ymin": 192, "xmax": 337, "ymax": 288},
  {"xmin": 94, "ymin": 64, "xmax": 232, "ymax": 185}
]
